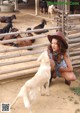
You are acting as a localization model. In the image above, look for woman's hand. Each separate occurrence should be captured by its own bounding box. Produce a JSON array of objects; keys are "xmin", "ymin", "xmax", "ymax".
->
[
  {"xmin": 59, "ymin": 67, "xmax": 65, "ymax": 72},
  {"xmin": 59, "ymin": 66, "xmax": 73, "ymax": 73}
]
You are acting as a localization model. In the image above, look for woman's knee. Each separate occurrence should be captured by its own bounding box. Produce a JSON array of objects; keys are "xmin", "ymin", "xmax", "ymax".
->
[
  {"xmin": 61, "ymin": 72, "xmax": 76, "ymax": 81},
  {"xmin": 68, "ymin": 75, "xmax": 76, "ymax": 81}
]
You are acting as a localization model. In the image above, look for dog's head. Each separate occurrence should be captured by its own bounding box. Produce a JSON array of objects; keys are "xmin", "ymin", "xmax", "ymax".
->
[{"xmin": 37, "ymin": 51, "xmax": 50, "ymax": 63}]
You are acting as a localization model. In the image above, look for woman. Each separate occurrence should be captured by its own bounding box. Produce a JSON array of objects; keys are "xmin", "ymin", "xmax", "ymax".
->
[{"xmin": 47, "ymin": 31, "xmax": 76, "ymax": 86}]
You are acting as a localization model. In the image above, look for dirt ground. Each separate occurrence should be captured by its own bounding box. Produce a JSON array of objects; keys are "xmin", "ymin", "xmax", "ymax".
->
[{"xmin": 0, "ymin": 5, "xmax": 80, "ymax": 113}]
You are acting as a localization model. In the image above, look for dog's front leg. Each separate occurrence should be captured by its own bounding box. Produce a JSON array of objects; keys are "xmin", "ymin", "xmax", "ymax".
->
[
  {"xmin": 45, "ymin": 81, "xmax": 50, "ymax": 96},
  {"xmin": 40, "ymin": 85, "xmax": 45, "ymax": 96},
  {"xmin": 48, "ymin": 12, "xmax": 50, "ymax": 18}
]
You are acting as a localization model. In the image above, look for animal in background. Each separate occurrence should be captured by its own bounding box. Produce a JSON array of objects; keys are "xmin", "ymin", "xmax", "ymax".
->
[
  {"xmin": 48, "ymin": 5, "xmax": 62, "ymax": 18},
  {"xmin": 10, "ymin": 28, "xmax": 19, "ymax": 32},
  {"xmin": 33, "ymin": 19, "xmax": 48, "ymax": 34},
  {"xmin": 48, "ymin": 5, "xmax": 56, "ymax": 18},
  {"xmin": 0, "ymin": 23, "xmax": 13, "ymax": 34},
  {"xmin": 10, "ymin": 51, "xmax": 51, "ymax": 113},
  {"xmin": 39, "ymin": 0, "xmax": 48, "ymax": 14},
  {"xmin": 2, "ymin": 27, "xmax": 33, "ymax": 49},
  {"xmin": 17, "ymin": 0, "xmax": 22, "ymax": 3},
  {"xmin": 26, "ymin": 28, "xmax": 35, "ymax": 43},
  {"xmin": 23, "ymin": 0, "xmax": 28, "ymax": 4},
  {"xmin": 2, "ymin": 28, "xmax": 18, "ymax": 45},
  {"xmin": 18, "ymin": 0, "xmax": 28, "ymax": 4},
  {"xmin": 0, "ymin": 14, "xmax": 16, "ymax": 23},
  {"xmin": 12, "ymin": 29, "xmax": 34, "ymax": 50},
  {"xmin": 2, "ymin": 28, "xmax": 19, "ymax": 46}
]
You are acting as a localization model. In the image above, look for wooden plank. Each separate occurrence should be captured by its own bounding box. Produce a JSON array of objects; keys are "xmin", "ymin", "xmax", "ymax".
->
[
  {"xmin": 0, "ymin": 34, "xmax": 47, "ymax": 44},
  {"xmin": 0, "ymin": 43, "xmax": 49, "ymax": 53},
  {"xmin": 68, "ymin": 38, "xmax": 80, "ymax": 43},
  {"xmin": 70, "ymin": 51, "xmax": 80, "ymax": 56},
  {"xmin": 67, "ymin": 32, "xmax": 80, "ymax": 38},
  {"xmin": 0, "ymin": 49, "xmax": 45, "ymax": 60},
  {"xmin": 70, "ymin": 56, "xmax": 80, "ymax": 60},
  {"xmin": 0, "ymin": 68, "xmax": 38, "ymax": 80},
  {"xmin": 0, "ymin": 57, "xmax": 37, "ymax": 66},
  {"xmin": 0, "ymin": 63, "xmax": 40, "ymax": 75}
]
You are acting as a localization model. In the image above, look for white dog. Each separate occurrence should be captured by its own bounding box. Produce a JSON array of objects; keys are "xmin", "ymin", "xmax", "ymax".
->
[
  {"xmin": 48, "ymin": 5, "xmax": 56, "ymax": 18},
  {"xmin": 10, "ymin": 51, "xmax": 51, "ymax": 113}
]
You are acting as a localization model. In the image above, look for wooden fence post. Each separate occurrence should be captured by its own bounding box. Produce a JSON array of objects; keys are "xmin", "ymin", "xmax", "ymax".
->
[{"xmin": 35, "ymin": 0, "xmax": 39, "ymax": 15}]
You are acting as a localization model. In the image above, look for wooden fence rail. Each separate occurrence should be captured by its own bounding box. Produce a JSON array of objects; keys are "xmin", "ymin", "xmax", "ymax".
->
[
  {"xmin": 0, "ymin": 27, "xmax": 61, "ymax": 38},
  {"xmin": 0, "ymin": 68, "xmax": 38, "ymax": 81},
  {"xmin": 0, "ymin": 57, "xmax": 37, "ymax": 67},
  {"xmin": 0, "ymin": 49, "xmax": 45, "ymax": 60},
  {"xmin": 0, "ymin": 42, "xmax": 49, "ymax": 53}
]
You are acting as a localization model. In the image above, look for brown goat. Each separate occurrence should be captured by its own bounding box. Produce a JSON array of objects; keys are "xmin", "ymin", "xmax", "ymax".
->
[
  {"xmin": 12, "ymin": 28, "xmax": 34, "ymax": 50},
  {"xmin": 0, "ymin": 14, "xmax": 16, "ymax": 23},
  {"xmin": 3, "ymin": 28, "xmax": 35, "ymax": 50},
  {"xmin": 14, "ymin": 35, "xmax": 33, "ymax": 50},
  {"xmin": 26, "ymin": 27, "xmax": 35, "ymax": 43}
]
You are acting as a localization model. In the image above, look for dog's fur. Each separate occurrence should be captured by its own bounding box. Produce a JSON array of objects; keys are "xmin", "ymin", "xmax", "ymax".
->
[
  {"xmin": 10, "ymin": 51, "xmax": 51, "ymax": 113},
  {"xmin": 48, "ymin": 5, "xmax": 56, "ymax": 18}
]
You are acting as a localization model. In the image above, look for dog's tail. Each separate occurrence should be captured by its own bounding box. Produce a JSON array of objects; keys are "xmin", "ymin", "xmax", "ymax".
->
[
  {"xmin": 23, "ymin": 94, "xmax": 31, "ymax": 108},
  {"xmin": 23, "ymin": 94, "xmax": 32, "ymax": 113},
  {"xmin": 10, "ymin": 88, "xmax": 22, "ymax": 108},
  {"xmin": 10, "ymin": 94, "xmax": 19, "ymax": 108}
]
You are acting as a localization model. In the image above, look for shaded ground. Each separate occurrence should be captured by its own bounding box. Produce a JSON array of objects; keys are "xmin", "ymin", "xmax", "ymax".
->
[
  {"xmin": 0, "ymin": 6, "xmax": 80, "ymax": 113},
  {"xmin": 0, "ymin": 76, "xmax": 80, "ymax": 113}
]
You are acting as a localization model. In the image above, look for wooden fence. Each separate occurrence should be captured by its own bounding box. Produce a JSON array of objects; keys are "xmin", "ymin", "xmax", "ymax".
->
[
  {"xmin": 66, "ymin": 14, "xmax": 80, "ymax": 68},
  {"xmin": 0, "ymin": 14, "xmax": 80, "ymax": 81},
  {"xmin": 56, "ymin": 12, "xmax": 80, "ymax": 68}
]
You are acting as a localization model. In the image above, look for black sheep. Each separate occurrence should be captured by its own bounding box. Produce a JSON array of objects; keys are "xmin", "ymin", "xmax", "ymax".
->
[
  {"xmin": 26, "ymin": 28, "xmax": 35, "ymax": 43},
  {"xmin": 0, "ymin": 14, "xmax": 16, "ymax": 23},
  {"xmin": 39, "ymin": 0, "xmax": 48, "ymax": 14},
  {"xmin": 33, "ymin": 19, "xmax": 48, "ymax": 34},
  {"xmin": 0, "ymin": 23, "xmax": 13, "ymax": 34}
]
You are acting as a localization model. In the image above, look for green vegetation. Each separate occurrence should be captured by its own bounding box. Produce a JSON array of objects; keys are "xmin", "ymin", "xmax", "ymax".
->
[
  {"xmin": 71, "ymin": 87, "xmax": 80, "ymax": 96},
  {"xmin": 46, "ymin": 1, "xmax": 79, "ymax": 6},
  {"xmin": 71, "ymin": 69, "xmax": 80, "ymax": 96}
]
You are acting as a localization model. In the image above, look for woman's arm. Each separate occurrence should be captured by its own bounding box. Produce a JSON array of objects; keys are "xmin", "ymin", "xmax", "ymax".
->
[{"xmin": 59, "ymin": 52, "xmax": 73, "ymax": 72}]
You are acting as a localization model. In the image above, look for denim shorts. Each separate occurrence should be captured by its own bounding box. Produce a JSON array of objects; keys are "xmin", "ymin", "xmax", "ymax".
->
[{"xmin": 55, "ymin": 60, "xmax": 67, "ymax": 77}]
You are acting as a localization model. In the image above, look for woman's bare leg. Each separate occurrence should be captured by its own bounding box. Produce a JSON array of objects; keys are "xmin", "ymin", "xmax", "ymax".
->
[
  {"xmin": 61, "ymin": 72, "xmax": 76, "ymax": 85},
  {"xmin": 61, "ymin": 72, "xmax": 76, "ymax": 81}
]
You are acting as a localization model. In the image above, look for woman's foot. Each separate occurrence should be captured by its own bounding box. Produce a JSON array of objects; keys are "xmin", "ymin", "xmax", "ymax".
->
[{"xmin": 65, "ymin": 79, "xmax": 71, "ymax": 86}]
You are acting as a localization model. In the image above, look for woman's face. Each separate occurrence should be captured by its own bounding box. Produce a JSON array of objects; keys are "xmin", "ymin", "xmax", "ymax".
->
[{"xmin": 51, "ymin": 38, "xmax": 60, "ymax": 52}]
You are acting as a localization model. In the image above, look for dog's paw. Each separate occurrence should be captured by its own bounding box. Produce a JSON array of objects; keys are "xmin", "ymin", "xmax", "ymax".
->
[
  {"xmin": 45, "ymin": 91, "xmax": 50, "ymax": 96},
  {"xmin": 41, "ymin": 93, "xmax": 45, "ymax": 96},
  {"xmin": 46, "ymin": 93, "xmax": 50, "ymax": 96}
]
